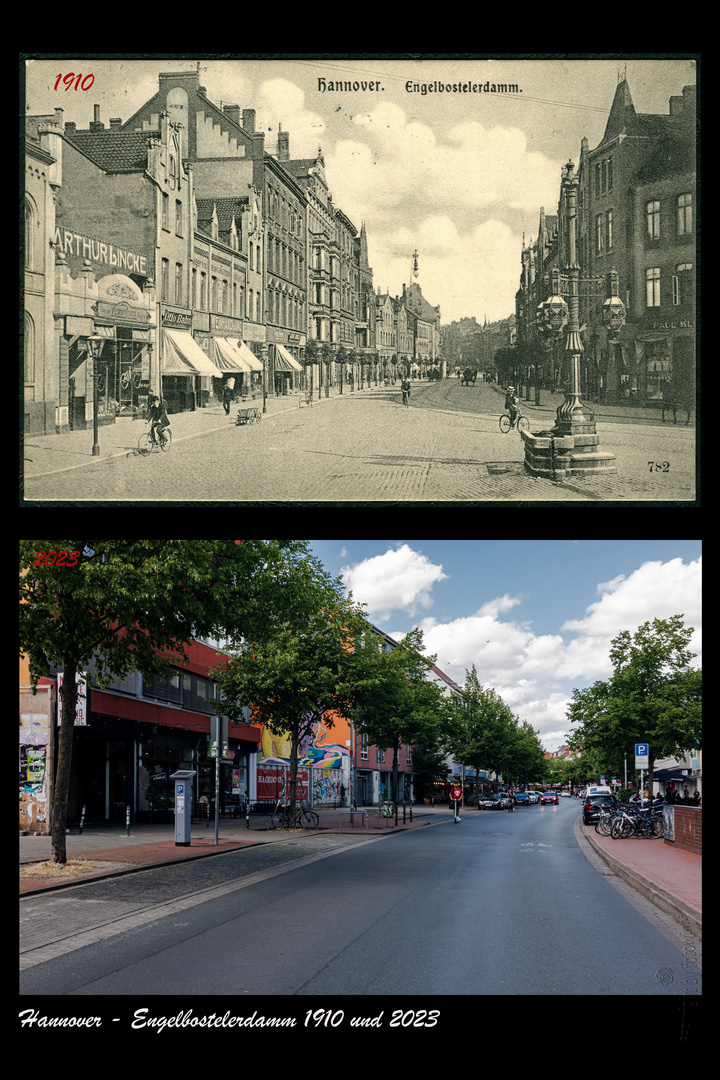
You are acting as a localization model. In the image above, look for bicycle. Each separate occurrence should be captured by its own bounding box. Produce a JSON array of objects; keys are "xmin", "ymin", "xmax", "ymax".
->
[
  {"xmin": 610, "ymin": 805, "xmax": 663, "ymax": 838},
  {"xmin": 138, "ymin": 422, "xmax": 173, "ymax": 456},
  {"xmin": 499, "ymin": 411, "xmax": 529, "ymax": 434},
  {"xmin": 269, "ymin": 799, "xmax": 319, "ymax": 831}
]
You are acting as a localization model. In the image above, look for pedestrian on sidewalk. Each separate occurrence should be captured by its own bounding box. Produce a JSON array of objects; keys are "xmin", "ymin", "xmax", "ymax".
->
[{"xmin": 222, "ymin": 380, "xmax": 234, "ymax": 416}]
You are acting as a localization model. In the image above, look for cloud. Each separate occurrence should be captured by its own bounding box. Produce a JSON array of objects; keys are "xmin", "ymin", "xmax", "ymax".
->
[
  {"xmin": 255, "ymin": 78, "xmax": 327, "ymax": 156},
  {"xmin": 407, "ymin": 555, "xmax": 701, "ymax": 752},
  {"xmin": 340, "ymin": 544, "xmax": 448, "ymax": 622}
]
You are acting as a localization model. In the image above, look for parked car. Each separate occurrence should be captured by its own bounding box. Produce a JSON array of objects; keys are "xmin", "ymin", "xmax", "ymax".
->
[
  {"xmin": 479, "ymin": 794, "xmax": 502, "ymax": 810},
  {"xmin": 541, "ymin": 790, "xmax": 558, "ymax": 805},
  {"xmin": 527, "ymin": 791, "xmax": 540, "ymax": 804},
  {"xmin": 514, "ymin": 792, "xmax": 530, "ymax": 805},
  {"xmin": 583, "ymin": 792, "xmax": 617, "ymax": 825},
  {"xmin": 497, "ymin": 793, "xmax": 510, "ymax": 809}
]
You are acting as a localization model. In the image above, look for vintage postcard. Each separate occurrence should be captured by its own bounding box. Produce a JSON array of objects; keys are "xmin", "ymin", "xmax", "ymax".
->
[{"xmin": 22, "ymin": 55, "xmax": 698, "ymax": 505}]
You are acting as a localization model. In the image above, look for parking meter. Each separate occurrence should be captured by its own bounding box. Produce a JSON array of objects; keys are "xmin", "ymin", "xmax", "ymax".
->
[{"xmin": 170, "ymin": 770, "xmax": 196, "ymax": 846}]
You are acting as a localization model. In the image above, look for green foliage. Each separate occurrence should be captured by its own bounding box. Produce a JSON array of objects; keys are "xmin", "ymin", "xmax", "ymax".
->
[
  {"xmin": 566, "ymin": 615, "xmax": 701, "ymax": 782},
  {"xmin": 447, "ymin": 665, "xmax": 545, "ymax": 786},
  {"xmin": 346, "ymin": 627, "xmax": 451, "ymax": 804},
  {"xmin": 210, "ymin": 552, "xmax": 370, "ymax": 816},
  {"xmin": 18, "ymin": 539, "xmax": 308, "ymax": 861}
]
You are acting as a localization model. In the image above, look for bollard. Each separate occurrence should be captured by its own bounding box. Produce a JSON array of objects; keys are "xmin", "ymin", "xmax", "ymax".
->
[
  {"xmin": 79, "ymin": 804, "xmax": 86, "ymax": 834},
  {"xmin": 126, "ymin": 805, "xmax": 131, "ymax": 836}
]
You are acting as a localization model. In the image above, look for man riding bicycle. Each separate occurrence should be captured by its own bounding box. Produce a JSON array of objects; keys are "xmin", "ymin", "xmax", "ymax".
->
[
  {"xmin": 147, "ymin": 394, "xmax": 170, "ymax": 444},
  {"xmin": 504, "ymin": 386, "xmax": 519, "ymax": 428}
]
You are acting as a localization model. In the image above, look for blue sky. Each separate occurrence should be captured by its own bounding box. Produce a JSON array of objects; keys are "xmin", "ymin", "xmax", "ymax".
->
[{"xmin": 307, "ymin": 540, "xmax": 702, "ymax": 752}]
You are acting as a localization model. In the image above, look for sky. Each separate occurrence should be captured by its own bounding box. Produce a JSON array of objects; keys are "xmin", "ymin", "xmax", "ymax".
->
[
  {"xmin": 307, "ymin": 540, "xmax": 702, "ymax": 753},
  {"xmin": 24, "ymin": 54, "xmax": 697, "ymax": 325}
]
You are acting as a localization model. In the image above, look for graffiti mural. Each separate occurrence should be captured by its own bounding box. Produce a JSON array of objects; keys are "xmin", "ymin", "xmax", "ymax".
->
[{"xmin": 255, "ymin": 712, "xmax": 351, "ymax": 804}]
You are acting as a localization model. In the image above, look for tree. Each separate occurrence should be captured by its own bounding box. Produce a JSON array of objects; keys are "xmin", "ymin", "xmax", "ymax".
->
[
  {"xmin": 566, "ymin": 615, "xmax": 702, "ymax": 786},
  {"xmin": 347, "ymin": 628, "xmax": 450, "ymax": 812},
  {"xmin": 19, "ymin": 539, "xmax": 306, "ymax": 862},
  {"xmin": 211, "ymin": 555, "xmax": 369, "ymax": 823},
  {"xmin": 446, "ymin": 665, "xmax": 517, "ymax": 786}
]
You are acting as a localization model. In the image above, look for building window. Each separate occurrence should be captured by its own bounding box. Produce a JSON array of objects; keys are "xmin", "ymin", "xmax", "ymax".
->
[
  {"xmin": 174, "ymin": 263, "xmax": 183, "ymax": 306},
  {"xmin": 360, "ymin": 734, "xmax": 368, "ymax": 761},
  {"xmin": 162, "ymin": 193, "xmax": 169, "ymax": 231},
  {"xmin": 24, "ymin": 200, "xmax": 34, "ymax": 269},
  {"xmin": 595, "ymin": 214, "xmax": 605, "ymax": 253},
  {"xmin": 200, "ymin": 272, "xmax": 207, "ymax": 310},
  {"xmin": 191, "ymin": 268, "xmax": 197, "ymax": 309},
  {"xmin": 646, "ymin": 200, "xmax": 661, "ymax": 241},
  {"xmin": 175, "ymin": 200, "xmax": 183, "ymax": 236},
  {"xmin": 646, "ymin": 267, "xmax": 661, "ymax": 307},
  {"xmin": 677, "ymin": 192, "xmax": 693, "ymax": 236},
  {"xmin": 673, "ymin": 263, "xmax": 693, "ymax": 305},
  {"xmin": 606, "ymin": 209, "xmax": 613, "ymax": 250},
  {"xmin": 377, "ymin": 748, "xmax": 385, "ymax": 764},
  {"xmin": 161, "ymin": 259, "xmax": 169, "ymax": 302}
]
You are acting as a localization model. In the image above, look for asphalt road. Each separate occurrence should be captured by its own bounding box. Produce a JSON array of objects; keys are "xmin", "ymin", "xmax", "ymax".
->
[
  {"xmin": 20, "ymin": 799, "xmax": 701, "ymax": 1004},
  {"xmin": 23, "ymin": 381, "xmax": 695, "ymax": 502}
]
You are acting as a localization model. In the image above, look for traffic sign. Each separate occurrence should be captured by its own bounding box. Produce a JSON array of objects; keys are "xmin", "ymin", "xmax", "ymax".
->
[{"xmin": 635, "ymin": 743, "xmax": 649, "ymax": 768}]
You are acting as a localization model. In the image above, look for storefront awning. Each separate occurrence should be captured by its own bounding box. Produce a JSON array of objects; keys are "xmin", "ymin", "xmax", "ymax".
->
[
  {"xmin": 213, "ymin": 337, "xmax": 252, "ymax": 373},
  {"xmin": 235, "ymin": 341, "xmax": 264, "ymax": 372},
  {"xmin": 274, "ymin": 343, "xmax": 303, "ymax": 371},
  {"xmin": 162, "ymin": 329, "xmax": 224, "ymax": 378}
]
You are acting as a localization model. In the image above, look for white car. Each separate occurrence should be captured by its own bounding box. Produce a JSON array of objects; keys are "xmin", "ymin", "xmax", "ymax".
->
[{"xmin": 527, "ymin": 791, "xmax": 540, "ymax": 803}]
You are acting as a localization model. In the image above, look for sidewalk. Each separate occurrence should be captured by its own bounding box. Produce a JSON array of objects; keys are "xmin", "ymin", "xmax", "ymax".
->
[
  {"xmin": 21, "ymin": 387, "xmax": 344, "ymax": 481},
  {"xmin": 577, "ymin": 819, "xmax": 701, "ymax": 940}
]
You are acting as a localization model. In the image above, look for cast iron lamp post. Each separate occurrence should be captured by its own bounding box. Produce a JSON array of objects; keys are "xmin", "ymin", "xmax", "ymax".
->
[{"xmin": 87, "ymin": 335, "xmax": 104, "ymax": 456}]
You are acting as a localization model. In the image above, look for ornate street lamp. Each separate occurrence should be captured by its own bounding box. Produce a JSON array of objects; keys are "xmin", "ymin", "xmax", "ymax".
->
[
  {"xmin": 261, "ymin": 343, "xmax": 268, "ymax": 414},
  {"xmin": 87, "ymin": 335, "xmax": 104, "ymax": 457},
  {"xmin": 523, "ymin": 160, "xmax": 626, "ymax": 479}
]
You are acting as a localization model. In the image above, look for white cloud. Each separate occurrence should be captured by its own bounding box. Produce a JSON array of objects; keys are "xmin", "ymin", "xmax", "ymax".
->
[
  {"xmin": 406, "ymin": 556, "xmax": 701, "ymax": 752},
  {"xmin": 340, "ymin": 544, "xmax": 448, "ymax": 623}
]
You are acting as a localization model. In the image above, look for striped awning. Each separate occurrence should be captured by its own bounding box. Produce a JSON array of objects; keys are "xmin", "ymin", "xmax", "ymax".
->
[
  {"xmin": 213, "ymin": 337, "xmax": 252, "ymax": 373},
  {"xmin": 162, "ymin": 330, "xmax": 223, "ymax": 378},
  {"xmin": 274, "ymin": 343, "xmax": 303, "ymax": 371}
]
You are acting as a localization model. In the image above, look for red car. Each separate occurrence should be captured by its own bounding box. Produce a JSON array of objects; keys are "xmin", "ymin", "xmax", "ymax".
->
[{"xmin": 541, "ymin": 790, "xmax": 558, "ymax": 805}]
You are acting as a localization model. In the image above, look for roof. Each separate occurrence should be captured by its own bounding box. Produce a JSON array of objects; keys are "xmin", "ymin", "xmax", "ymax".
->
[{"xmin": 64, "ymin": 130, "xmax": 159, "ymax": 172}]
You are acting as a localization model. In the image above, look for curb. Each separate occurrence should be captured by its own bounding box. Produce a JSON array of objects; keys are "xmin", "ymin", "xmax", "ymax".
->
[{"xmin": 575, "ymin": 818, "xmax": 702, "ymax": 941}]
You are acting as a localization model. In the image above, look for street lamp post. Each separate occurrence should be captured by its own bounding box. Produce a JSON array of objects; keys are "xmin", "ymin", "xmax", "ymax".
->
[
  {"xmin": 261, "ymin": 343, "xmax": 268, "ymax": 414},
  {"xmin": 87, "ymin": 335, "xmax": 103, "ymax": 457},
  {"xmin": 523, "ymin": 160, "xmax": 625, "ymax": 480}
]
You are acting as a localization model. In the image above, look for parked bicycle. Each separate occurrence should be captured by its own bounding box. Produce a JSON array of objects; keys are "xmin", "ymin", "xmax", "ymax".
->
[
  {"xmin": 138, "ymin": 421, "xmax": 173, "ymax": 456},
  {"xmin": 499, "ymin": 411, "xmax": 529, "ymax": 434},
  {"xmin": 610, "ymin": 804, "xmax": 663, "ymax": 839},
  {"xmin": 269, "ymin": 799, "xmax": 320, "ymax": 831}
]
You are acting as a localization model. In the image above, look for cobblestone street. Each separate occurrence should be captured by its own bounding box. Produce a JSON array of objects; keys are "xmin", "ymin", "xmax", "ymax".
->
[{"xmin": 23, "ymin": 381, "xmax": 695, "ymax": 504}]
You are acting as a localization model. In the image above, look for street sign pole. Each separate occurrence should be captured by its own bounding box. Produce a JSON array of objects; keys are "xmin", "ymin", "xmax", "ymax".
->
[{"xmin": 635, "ymin": 743, "xmax": 649, "ymax": 803}]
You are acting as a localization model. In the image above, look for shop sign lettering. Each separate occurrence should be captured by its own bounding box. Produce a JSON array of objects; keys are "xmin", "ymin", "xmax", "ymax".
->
[{"xmin": 54, "ymin": 226, "xmax": 149, "ymax": 276}]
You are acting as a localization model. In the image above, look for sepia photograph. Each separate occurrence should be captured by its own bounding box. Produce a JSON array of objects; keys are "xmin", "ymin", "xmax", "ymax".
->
[{"xmin": 22, "ymin": 55, "xmax": 698, "ymax": 505}]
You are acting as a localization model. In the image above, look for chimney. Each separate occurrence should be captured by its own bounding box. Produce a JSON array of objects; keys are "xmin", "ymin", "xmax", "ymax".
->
[
  {"xmin": 278, "ymin": 127, "xmax": 289, "ymax": 161},
  {"xmin": 223, "ymin": 104, "xmax": 241, "ymax": 125},
  {"xmin": 242, "ymin": 109, "xmax": 256, "ymax": 134},
  {"xmin": 109, "ymin": 118, "xmax": 122, "ymax": 129},
  {"xmin": 65, "ymin": 121, "xmax": 76, "ymax": 135},
  {"xmin": 90, "ymin": 104, "xmax": 104, "ymax": 131}
]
